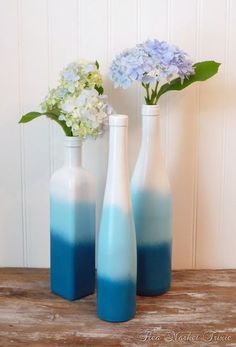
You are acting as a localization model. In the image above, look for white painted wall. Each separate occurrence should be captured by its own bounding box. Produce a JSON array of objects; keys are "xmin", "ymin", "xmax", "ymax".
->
[{"xmin": 0, "ymin": 0, "xmax": 235, "ymax": 269}]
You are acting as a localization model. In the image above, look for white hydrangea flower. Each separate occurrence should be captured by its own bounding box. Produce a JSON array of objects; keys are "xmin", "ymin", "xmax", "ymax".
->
[
  {"xmin": 40, "ymin": 60, "xmax": 111, "ymax": 138},
  {"xmin": 59, "ymin": 89, "xmax": 112, "ymax": 138}
]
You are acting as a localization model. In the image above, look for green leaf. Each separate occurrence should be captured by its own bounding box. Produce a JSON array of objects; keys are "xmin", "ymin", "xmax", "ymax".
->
[
  {"xmin": 19, "ymin": 112, "xmax": 42, "ymax": 123},
  {"xmin": 19, "ymin": 110, "xmax": 72, "ymax": 136},
  {"xmin": 46, "ymin": 112, "xmax": 72, "ymax": 136},
  {"xmin": 156, "ymin": 60, "xmax": 221, "ymax": 102},
  {"xmin": 95, "ymin": 85, "xmax": 104, "ymax": 95},
  {"xmin": 95, "ymin": 60, "xmax": 99, "ymax": 69}
]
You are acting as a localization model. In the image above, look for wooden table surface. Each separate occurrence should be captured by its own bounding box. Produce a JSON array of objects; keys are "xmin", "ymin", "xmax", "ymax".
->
[{"xmin": 0, "ymin": 268, "xmax": 235, "ymax": 347}]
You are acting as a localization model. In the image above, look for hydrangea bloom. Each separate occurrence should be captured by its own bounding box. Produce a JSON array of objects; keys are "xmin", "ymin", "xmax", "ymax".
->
[
  {"xmin": 110, "ymin": 39, "xmax": 194, "ymax": 88},
  {"xmin": 39, "ymin": 60, "xmax": 112, "ymax": 138},
  {"xmin": 59, "ymin": 89, "xmax": 112, "ymax": 138},
  {"xmin": 109, "ymin": 39, "xmax": 195, "ymax": 104},
  {"xmin": 41, "ymin": 60, "xmax": 103, "ymax": 112},
  {"xmin": 140, "ymin": 40, "xmax": 194, "ymax": 83}
]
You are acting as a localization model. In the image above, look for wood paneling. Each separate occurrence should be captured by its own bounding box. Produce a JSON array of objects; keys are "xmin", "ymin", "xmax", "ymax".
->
[
  {"xmin": 0, "ymin": 0, "xmax": 23, "ymax": 266},
  {"xmin": 0, "ymin": 0, "xmax": 235, "ymax": 268}
]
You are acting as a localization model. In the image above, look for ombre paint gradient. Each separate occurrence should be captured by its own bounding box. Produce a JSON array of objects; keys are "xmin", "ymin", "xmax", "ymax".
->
[
  {"xmin": 50, "ymin": 197, "xmax": 95, "ymax": 300},
  {"xmin": 132, "ymin": 189, "xmax": 172, "ymax": 295},
  {"xmin": 97, "ymin": 206, "xmax": 137, "ymax": 322}
]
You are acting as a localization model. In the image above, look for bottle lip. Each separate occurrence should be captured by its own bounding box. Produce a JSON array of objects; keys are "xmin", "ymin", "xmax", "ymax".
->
[
  {"xmin": 142, "ymin": 104, "xmax": 160, "ymax": 116},
  {"xmin": 64, "ymin": 136, "xmax": 82, "ymax": 147},
  {"xmin": 109, "ymin": 114, "xmax": 128, "ymax": 127}
]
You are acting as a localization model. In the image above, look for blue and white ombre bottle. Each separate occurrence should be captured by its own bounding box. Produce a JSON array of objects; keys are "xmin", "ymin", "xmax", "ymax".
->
[
  {"xmin": 50, "ymin": 137, "xmax": 95, "ymax": 300},
  {"xmin": 97, "ymin": 115, "xmax": 137, "ymax": 322},
  {"xmin": 131, "ymin": 105, "xmax": 172, "ymax": 296}
]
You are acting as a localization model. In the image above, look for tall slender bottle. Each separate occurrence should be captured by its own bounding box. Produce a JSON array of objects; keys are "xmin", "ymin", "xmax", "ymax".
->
[
  {"xmin": 97, "ymin": 115, "xmax": 137, "ymax": 322},
  {"xmin": 131, "ymin": 105, "xmax": 172, "ymax": 296},
  {"xmin": 50, "ymin": 137, "xmax": 95, "ymax": 300}
]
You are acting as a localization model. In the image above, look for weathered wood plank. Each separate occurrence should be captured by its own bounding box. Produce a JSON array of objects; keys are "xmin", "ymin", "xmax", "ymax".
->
[{"xmin": 0, "ymin": 269, "xmax": 235, "ymax": 346}]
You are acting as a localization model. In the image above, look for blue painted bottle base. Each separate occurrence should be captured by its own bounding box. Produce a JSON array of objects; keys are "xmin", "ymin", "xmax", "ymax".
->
[
  {"xmin": 50, "ymin": 233, "xmax": 95, "ymax": 301},
  {"xmin": 96, "ymin": 276, "xmax": 136, "ymax": 322},
  {"xmin": 137, "ymin": 242, "xmax": 171, "ymax": 296}
]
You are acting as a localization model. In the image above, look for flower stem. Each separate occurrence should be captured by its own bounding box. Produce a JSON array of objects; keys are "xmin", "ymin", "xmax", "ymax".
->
[
  {"xmin": 149, "ymin": 81, "xmax": 159, "ymax": 105},
  {"xmin": 153, "ymin": 94, "xmax": 159, "ymax": 105},
  {"xmin": 142, "ymin": 82, "xmax": 151, "ymax": 104},
  {"xmin": 154, "ymin": 81, "xmax": 158, "ymax": 95}
]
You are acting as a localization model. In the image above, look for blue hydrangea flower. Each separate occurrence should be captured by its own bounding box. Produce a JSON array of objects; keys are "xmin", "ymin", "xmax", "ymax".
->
[{"xmin": 109, "ymin": 39, "xmax": 194, "ymax": 89}]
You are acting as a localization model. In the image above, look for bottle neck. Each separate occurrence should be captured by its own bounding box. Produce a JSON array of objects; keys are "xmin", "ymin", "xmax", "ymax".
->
[
  {"xmin": 64, "ymin": 137, "xmax": 82, "ymax": 168},
  {"xmin": 131, "ymin": 106, "xmax": 169, "ymax": 193},
  {"xmin": 107, "ymin": 125, "xmax": 128, "ymax": 180},
  {"xmin": 141, "ymin": 115, "xmax": 162, "ymax": 153}
]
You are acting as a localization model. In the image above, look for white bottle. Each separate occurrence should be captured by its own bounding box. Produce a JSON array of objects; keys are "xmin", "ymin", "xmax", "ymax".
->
[
  {"xmin": 131, "ymin": 104, "xmax": 172, "ymax": 296},
  {"xmin": 50, "ymin": 136, "xmax": 96, "ymax": 300},
  {"xmin": 97, "ymin": 115, "xmax": 137, "ymax": 322}
]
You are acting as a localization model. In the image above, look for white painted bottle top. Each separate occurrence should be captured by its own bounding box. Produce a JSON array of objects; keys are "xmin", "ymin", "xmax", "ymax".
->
[
  {"xmin": 109, "ymin": 114, "xmax": 128, "ymax": 127},
  {"xmin": 142, "ymin": 104, "xmax": 160, "ymax": 116},
  {"xmin": 64, "ymin": 136, "xmax": 82, "ymax": 147}
]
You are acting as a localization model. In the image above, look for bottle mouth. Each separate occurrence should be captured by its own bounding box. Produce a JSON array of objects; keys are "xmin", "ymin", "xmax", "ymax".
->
[
  {"xmin": 142, "ymin": 104, "xmax": 160, "ymax": 116},
  {"xmin": 109, "ymin": 114, "xmax": 128, "ymax": 127},
  {"xmin": 64, "ymin": 136, "xmax": 82, "ymax": 147}
]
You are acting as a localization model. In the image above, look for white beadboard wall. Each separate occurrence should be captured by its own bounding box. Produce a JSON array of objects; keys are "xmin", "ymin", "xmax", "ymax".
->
[{"xmin": 0, "ymin": 0, "xmax": 235, "ymax": 269}]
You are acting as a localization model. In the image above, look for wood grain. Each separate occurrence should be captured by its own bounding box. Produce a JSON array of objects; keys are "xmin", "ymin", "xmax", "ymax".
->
[{"xmin": 0, "ymin": 269, "xmax": 235, "ymax": 346}]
